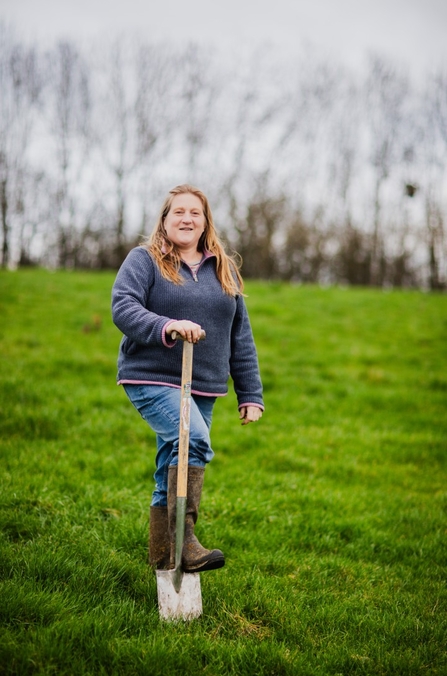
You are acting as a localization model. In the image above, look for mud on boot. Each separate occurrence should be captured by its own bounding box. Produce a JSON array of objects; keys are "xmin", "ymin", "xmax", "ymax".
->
[{"xmin": 149, "ymin": 505, "xmax": 171, "ymax": 570}]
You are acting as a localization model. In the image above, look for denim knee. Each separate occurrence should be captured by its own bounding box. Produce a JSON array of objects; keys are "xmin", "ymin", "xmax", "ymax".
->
[{"xmin": 123, "ymin": 384, "xmax": 216, "ymax": 506}]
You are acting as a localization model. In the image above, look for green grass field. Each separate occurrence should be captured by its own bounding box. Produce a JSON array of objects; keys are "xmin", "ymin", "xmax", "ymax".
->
[{"xmin": 1, "ymin": 269, "xmax": 446, "ymax": 675}]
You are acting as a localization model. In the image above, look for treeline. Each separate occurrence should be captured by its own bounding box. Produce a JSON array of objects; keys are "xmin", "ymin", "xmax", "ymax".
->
[{"xmin": 1, "ymin": 24, "xmax": 446, "ymax": 287}]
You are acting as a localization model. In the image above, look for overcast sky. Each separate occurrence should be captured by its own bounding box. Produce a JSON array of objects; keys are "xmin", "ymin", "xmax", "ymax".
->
[{"xmin": 1, "ymin": 0, "xmax": 447, "ymax": 76}]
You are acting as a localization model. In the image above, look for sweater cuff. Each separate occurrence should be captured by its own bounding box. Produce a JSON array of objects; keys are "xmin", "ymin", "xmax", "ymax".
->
[
  {"xmin": 238, "ymin": 402, "xmax": 265, "ymax": 411},
  {"xmin": 162, "ymin": 320, "xmax": 178, "ymax": 347}
]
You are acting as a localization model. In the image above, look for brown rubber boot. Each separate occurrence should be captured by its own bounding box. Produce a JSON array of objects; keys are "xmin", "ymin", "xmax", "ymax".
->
[
  {"xmin": 167, "ymin": 465, "xmax": 225, "ymax": 573},
  {"xmin": 149, "ymin": 506, "xmax": 170, "ymax": 569}
]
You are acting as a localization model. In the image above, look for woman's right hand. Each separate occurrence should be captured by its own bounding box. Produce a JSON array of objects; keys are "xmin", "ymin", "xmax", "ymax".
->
[{"xmin": 166, "ymin": 320, "xmax": 203, "ymax": 343}]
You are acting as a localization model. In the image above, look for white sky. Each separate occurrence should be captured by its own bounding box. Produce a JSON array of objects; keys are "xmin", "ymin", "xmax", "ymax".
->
[{"xmin": 1, "ymin": 0, "xmax": 447, "ymax": 76}]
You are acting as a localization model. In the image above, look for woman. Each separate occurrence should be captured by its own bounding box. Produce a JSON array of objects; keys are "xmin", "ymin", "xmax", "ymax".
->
[{"xmin": 112, "ymin": 184, "xmax": 264, "ymax": 574}]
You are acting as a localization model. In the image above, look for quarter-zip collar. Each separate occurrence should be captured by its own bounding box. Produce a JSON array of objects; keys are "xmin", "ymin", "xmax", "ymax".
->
[
  {"xmin": 159, "ymin": 242, "xmax": 216, "ymax": 281},
  {"xmin": 181, "ymin": 250, "xmax": 215, "ymax": 282}
]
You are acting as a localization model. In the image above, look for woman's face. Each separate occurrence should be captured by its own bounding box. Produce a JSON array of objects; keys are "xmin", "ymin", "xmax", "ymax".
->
[{"xmin": 163, "ymin": 193, "xmax": 206, "ymax": 253}]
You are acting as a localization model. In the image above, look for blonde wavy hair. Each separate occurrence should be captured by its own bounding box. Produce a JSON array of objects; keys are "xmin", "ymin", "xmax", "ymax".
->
[{"xmin": 142, "ymin": 184, "xmax": 244, "ymax": 296}]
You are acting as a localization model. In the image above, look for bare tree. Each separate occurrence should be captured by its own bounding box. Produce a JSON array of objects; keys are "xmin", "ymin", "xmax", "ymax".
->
[
  {"xmin": 177, "ymin": 44, "xmax": 220, "ymax": 183},
  {"xmin": 0, "ymin": 24, "xmax": 42, "ymax": 267},
  {"xmin": 133, "ymin": 42, "xmax": 179, "ymax": 233},
  {"xmin": 425, "ymin": 68, "xmax": 447, "ymax": 288},
  {"xmin": 220, "ymin": 46, "xmax": 276, "ymax": 236},
  {"xmin": 364, "ymin": 56, "xmax": 410, "ymax": 285},
  {"xmin": 45, "ymin": 39, "xmax": 91, "ymax": 267},
  {"xmin": 218, "ymin": 44, "xmax": 290, "ymax": 254},
  {"xmin": 89, "ymin": 38, "xmax": 141, "ymax": 266}
]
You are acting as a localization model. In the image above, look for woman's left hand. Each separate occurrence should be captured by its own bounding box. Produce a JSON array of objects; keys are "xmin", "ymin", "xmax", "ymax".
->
[{"xmin": 239, "ymin": 406, "xmax": 263, "ymax": 425}]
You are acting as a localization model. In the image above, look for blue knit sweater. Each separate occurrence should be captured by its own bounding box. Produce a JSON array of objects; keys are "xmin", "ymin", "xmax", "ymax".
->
[{"xmin": 111, "ymin": 247, "xmax": 264, "ymax": 409}]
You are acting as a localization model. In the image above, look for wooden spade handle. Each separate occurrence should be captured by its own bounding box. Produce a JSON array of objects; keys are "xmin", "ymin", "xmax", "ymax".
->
[
  {"xmin": 177, "ymin": 340, "xmax": 193, "ymax": 498},
  {"xmin": 173, "ymin": 330, "xmax": 206, "ymax": 498}
]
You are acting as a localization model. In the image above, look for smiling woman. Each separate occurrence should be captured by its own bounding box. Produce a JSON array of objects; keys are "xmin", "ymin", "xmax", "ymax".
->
[
  {"xmin": 111, "ymin": 183, "xmax": 264, "ymax": 576},
  {"xmin": 163, "ymin": 193, "xmax": 206, "ymax": 265}
]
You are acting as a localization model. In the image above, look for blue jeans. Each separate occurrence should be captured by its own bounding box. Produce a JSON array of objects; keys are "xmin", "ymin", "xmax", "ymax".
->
[{"xmin": 123, "ymin": 384, "xmax": 216, "ymax": 506}]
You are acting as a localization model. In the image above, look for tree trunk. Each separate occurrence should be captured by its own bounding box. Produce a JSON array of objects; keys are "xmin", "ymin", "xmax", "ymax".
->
[{"xmin": 1, "ymin": 178, "xmax": 9, "ymax": 268}]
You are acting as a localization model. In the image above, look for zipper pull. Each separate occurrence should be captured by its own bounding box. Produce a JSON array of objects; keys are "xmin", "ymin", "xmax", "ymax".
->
[{"xmin": 192, "ymin": 270, "xmax": 198, "ymax": 282}]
